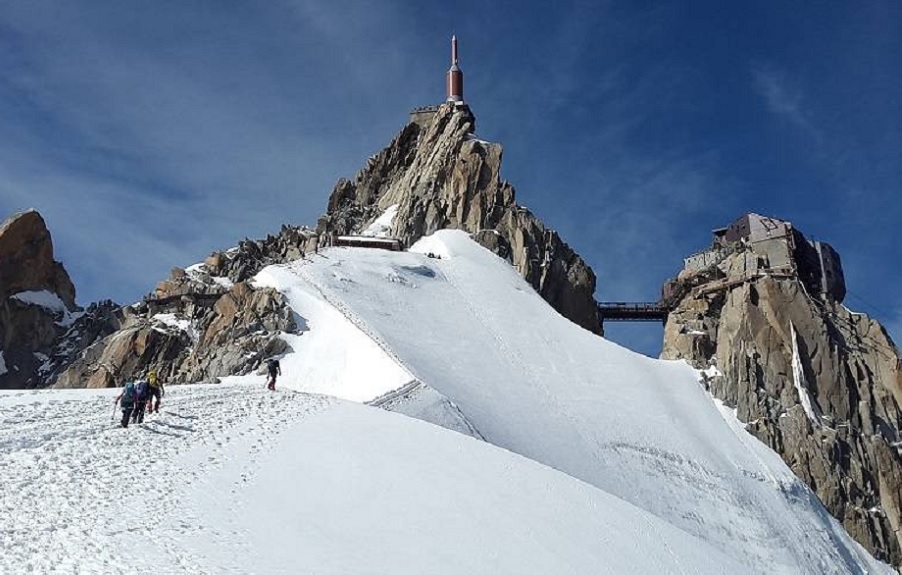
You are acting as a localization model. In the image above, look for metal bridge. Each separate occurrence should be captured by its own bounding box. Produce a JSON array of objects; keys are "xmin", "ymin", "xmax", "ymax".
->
[{"xmin": 596, "ymin": 301, "xmax": 669, "ymax": 332}]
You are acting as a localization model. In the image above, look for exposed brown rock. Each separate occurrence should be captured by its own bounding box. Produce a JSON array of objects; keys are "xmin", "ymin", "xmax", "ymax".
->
[
  {"xmin": 0, "ymin": 210, "xmax": 94, "ymax": 389},
  {"xmin": 318, "ymin": 103, "xmax": 599, "ymax": 333},
  {"xmin": 55, "ymin": 228, "xmax": 312, "ymax": 389},
  {"xmin": 0, "ymin": 209, "xmax": 75, "ymax": 308},
  {"xmin": 662, "ymin": 214, "xmax": 902, "ymax": 567}
]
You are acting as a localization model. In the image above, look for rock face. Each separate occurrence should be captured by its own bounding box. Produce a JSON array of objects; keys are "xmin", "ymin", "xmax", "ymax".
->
[
  {"xmin": 0, "ymin": 209, "xmax": 76, "ymax": 307},
  {"xmin": 0, "ymin": 210, "xmax": 118, "ymax": 389},
  {"xmin": 44, "ymin": 105, "xmax": 602, "ymax": 390},
  {"xmin": 318, "ymin": 103, "xmax": 599, "ymax": 333},
  {"xmin": 55, "ymin": 225, "xmax": 317, "ymax": 388},
  {"xmin": 662, "ymin": 213, "xmax": 902, "ymax": 568}
]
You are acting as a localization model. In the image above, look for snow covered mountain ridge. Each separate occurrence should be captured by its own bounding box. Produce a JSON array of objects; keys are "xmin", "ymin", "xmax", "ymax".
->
[
  {"xmin": 1, "ymin": 102, "xmax": 900, "ymax": 571},
  {"xmin": 319, "ymin": 102, "xmax": 600, "ymax": 332},
  {"xmin": 1, "ymin": 230, "xmax": 894, "ymax": 573}
]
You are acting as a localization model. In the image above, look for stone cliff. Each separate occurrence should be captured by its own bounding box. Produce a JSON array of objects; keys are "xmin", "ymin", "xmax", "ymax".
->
[
  {"xmin": 318, "ymin": 103, "xmax": 600, "ymax": 333},
  {"xmin": 21, "ymin": 103, "xmax": 604, "ymax": 389},
  {"xmin": 662, "ymin": 213, "xmax": 902, "ymax": 567},
  {"xmin": 0, "ymin": 210, "xmax": 119, "ymax": 389},
  {"xmin": 55, "ymin": 226, "xmax": 318, "ymax": 388}
]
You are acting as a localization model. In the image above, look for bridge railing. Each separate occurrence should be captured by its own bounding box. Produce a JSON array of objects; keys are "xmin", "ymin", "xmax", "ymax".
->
[{"xmin": 596, "ymin": 302, "xmax": 669, "ymax": 325}]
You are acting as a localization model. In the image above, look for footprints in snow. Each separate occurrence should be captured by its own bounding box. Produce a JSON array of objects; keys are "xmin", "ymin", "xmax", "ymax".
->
[{"xmin": 0, "ymin": 385, "xmax": 333, "ymax": 574}]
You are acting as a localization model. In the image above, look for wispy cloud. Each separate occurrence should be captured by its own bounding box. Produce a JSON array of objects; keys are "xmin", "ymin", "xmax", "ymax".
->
[
  {"xmin": 751, "ymin": 64, "xmax": 820, "ymax": 140},
  {"xmin": 0, "ymin": 2, "xmax": 420, "ymax": 305},
  {"xmin": 0, "ymin": 2, "xmax": 897, "ymax": 362}
]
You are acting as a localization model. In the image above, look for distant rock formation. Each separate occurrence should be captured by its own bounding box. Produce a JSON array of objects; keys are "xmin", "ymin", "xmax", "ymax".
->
[
  {"xmin": 662, "ymin": 213, "xmax": 902, "ymax": 567},
  {"xmin": 318, "ymin": 103, "xmax": 600, "ymax": 333},
  {"xmin": 21, "ymin": 105, "xmax": 603, "ymax": 389},
  {"xmin": 0, "ymin": 210, "xmax": 119, "ymax": 389},
  {"xmin": 55, "ymin": 225, "xmax": 318, "ymax": 388},
  {"xmin": 0, "ymin": 209, "xmax": 76, "ymax": 306}
]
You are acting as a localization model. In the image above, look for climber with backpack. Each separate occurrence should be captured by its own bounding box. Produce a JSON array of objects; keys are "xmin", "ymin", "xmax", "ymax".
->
[
  {"xmin": 114, "ymin": 381, "xmax": 137, "ymax": 428},
  {"xmin": 146, "ymin": 370, "xmax": 164, "ymax": 414},
  {"xmin": 265, "ymin": 358, "xmax": 281, "ymax": 391},
  {"xmin": 131, "ymin": 378, "xmax": 150, "ymax": 424}
]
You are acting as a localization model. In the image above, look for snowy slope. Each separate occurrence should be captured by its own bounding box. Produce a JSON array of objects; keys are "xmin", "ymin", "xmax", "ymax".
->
[
  {"xmin": 252, "ymin": 230, "xmax": 890, "ymax": 574},
  {"xmin": 240, "ymin": 264, "xmax": 413, "ymax": 402},
  {"xmin": 1, "ymin": 229, "xmax": 892, "ymax": 574},
  {"xmin": 0, "ymin": 385, "xmax": 747, "ymax": 574}
]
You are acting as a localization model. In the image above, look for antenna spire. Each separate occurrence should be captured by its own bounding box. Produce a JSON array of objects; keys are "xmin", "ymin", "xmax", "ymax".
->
[{"xmin": 446, "ymin": 35, "xmax": 464, "ymax": 103}]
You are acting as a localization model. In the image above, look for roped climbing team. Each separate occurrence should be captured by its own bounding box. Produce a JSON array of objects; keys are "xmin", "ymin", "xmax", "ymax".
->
[
  {"xmin": 113, "ymin": 358, "xmax": 283, "ymax": 428},
  {"xmin": 114, "ymin": 370, "xmax": 165, "ymax": 428}
]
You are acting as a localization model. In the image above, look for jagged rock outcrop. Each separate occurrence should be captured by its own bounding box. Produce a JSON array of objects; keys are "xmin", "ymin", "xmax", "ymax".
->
[
  {"xmin": 55, "ymin": 225, "xmax": 317, "ymax": 388},
  {"xmin": 0, "ymin": 209, "xmax": 76, "ymax": 307},
  {"xmin": 33, "ymin": 105, "xmax": 603, "ymax": 388},
  {"xmin": 0, "ymin": 210, "xmax": 118, "ymax": 389},
  {"xmin": 662, "ymin": 213, "xmax": 902, "ymax": 568},
  {"xmin": 318, "ymin": 103, "xmax": 599, "ymax": 333}
]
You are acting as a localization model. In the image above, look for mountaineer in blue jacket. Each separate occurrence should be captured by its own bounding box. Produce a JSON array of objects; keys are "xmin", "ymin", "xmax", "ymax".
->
[{"xmin": 114, "ymin": 381, "xmax": 137, "ymax": 428}]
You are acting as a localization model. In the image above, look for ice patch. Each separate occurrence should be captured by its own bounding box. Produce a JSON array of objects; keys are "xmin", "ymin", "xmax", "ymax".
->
[
  {"xmin": 361, "ymin": 204, "xmax": 399, "ymax": 237},
  {"xmin": 790, "ymin": 321, "xmax": 820, "ymax": 426},
  {"xmin": 34, "ymin": 352, "xmax": 52, "ymax": 374},
  {"xmin": 212, "ymin": 276, "xmax": 234, "ymax": 289},
  {"xmin": 410, "ymin": 233, "xmax": 453, "ymax": 259},
  {"xmin": 151, "ymin": 313, "xmax": 198, "ymax": 342},
  {"xmin": 11, "ymin": 290, "xmax": 67, "ymax": 313},
  {"xmin": 702, "ymin": 365, "xmax": 723, "ymax": 378},
  {"xmin": 466, "ymin": 133, "xmax": 493, "ymax": 145},
  {"xmin": 10, "ymin": 290, "xmax": 78, "ymax": 326},
  {"xmin": 0, "ymin": 351, "xmax": 6, "ymax": 376},
  {"xmin": 841, "ymin": 304, "xmax": 864, "ymax": 317},
  {"xmin": 181, "ymin": 261, "xmax": 234, "ymax": 291}
]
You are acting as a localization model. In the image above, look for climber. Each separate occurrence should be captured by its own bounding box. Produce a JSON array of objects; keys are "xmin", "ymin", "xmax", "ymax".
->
[
  {"xmin": 114, "ymin": 381, "xmax": 137, "ymax": 428},
  {"xmin": 147, "ymin": 370, "xmax": 165, "ymax": 414},
  {"xmin": 131, "ymin": 378, "xmax": 150, "ymax": 424},
  {"xmin": 266, "ymin": 358, "xmax": 281, "ymax": 391}
]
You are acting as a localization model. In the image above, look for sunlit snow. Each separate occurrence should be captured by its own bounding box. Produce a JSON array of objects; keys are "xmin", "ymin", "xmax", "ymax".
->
[
  {"xmin": 361, "ymin": 203, "xmax": 399, "ymax": 237},
  {"xmin": 0, "ymin": 230, "xmax": 892, "ymax": 574},
  {"xmin": 10, "ymin": 289, "xmax": 79, "ymax": 326}
]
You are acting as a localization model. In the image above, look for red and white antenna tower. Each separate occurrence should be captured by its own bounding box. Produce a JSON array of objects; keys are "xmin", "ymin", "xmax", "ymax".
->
[{"xmin": 446, "ymin": 35, "xmax": 464, "ymax": 103}]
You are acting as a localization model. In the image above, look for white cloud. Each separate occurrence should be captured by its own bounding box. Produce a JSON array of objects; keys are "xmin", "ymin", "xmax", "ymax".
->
[
  {"xmin": 0, "ymin": 2, "xmax": 415, "ymax": 305},
  {"xmin": 751, "ymin": 64, "xmax": 820, "ymax": 141}
]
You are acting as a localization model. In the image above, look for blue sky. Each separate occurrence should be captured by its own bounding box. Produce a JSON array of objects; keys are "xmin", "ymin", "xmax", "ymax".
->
[{"xmin": 1, "ymin": 1, "xmax": 899, "ymax": 355}]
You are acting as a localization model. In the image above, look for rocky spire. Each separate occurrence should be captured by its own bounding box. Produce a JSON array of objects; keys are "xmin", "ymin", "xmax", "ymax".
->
[
  {"xmin": 661, "ymin": 213, "xmax": 902, "ymax": 567},
  {"xmin": 318, "ymin": 103, "xmax": 600, "ymax": 333},
  {"xmin": 0, "ymin": 209, "xmax": 117, "ymax": 389},
  {"xmin": 0, "ymin": 209, "xmax": 76, "ymax": 308}
]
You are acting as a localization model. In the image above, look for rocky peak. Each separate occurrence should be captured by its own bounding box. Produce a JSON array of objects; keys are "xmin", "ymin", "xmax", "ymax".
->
[
  {"xmin": 319, "ymin": 103, "xmax": 600, "ymax": 333},
  {"xmin": 0, "ymin": 209, "xmax": 95, "ymax": 389},
  {"xmin": 662, "ymin": 213, "xmax": 902, "ymax": 568},
  {"xmin": 0, "ymin": 209, "xmax": 76, "ymax": 307},
  {"xmin": 55, "ymin": 224, "xmax": 318, "ymax": 389}
]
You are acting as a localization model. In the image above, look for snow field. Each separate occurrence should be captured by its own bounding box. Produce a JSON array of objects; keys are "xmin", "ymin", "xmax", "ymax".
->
[
  {"xmin": 176, "ymin": 402, "xmax": 750, "ymax": 574},
  {"xmin": 247, "ymin": 264, "xmax": 412, "ymax": 402},
  {"xmin": 0, "ymin": 229, "xmax": 893, "ymax": 574},
  {"xmin": 0, "ymin": 384, "xmax": 333, "ymax": 573},
  {"xmin": 277, "ymin": 230, "xmax": 890, "ymax": 574},
  {"xmin": 0, "ymin": 385, "xmax": 750, "ymax": 574}
]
